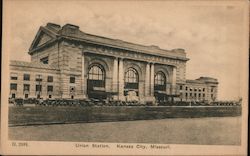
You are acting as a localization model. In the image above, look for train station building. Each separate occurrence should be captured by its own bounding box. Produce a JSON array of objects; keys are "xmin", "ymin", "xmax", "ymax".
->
[{"xmin": 9, "ymin": 23, "xmax": 218, "ymax": 103}]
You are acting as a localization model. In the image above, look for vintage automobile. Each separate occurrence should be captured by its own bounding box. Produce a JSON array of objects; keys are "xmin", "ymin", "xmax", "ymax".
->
[{"xmin": 14, "ymin": 98, "xmax": 24, "ymax": 106}]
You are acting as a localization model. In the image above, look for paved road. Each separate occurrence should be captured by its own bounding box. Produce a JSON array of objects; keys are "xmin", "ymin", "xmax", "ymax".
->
[{"xmin": 9, "ymin": 117, "xmax": 241, "ymax": 145}]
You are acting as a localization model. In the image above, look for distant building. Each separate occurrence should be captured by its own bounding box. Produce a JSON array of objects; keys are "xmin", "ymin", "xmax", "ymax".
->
[
  {"xmin": 178, "ymin": 77, "xmax": 218, "ymax": 102},
  {"xmin": 9, "ymin": 23, "xmax": 218, "ymax": 103}
]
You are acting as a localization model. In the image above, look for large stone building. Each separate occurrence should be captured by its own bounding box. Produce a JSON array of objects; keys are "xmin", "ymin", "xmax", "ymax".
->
[{"xmin": 9, "ymin": 23, "xmax": 218, "ymax": 103}]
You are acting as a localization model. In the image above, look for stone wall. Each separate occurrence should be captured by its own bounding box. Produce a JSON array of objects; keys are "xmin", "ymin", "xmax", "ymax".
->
[
  {"xmin": 58, "ymin": 41, "xmax": 83, "ymax": 99},
  {"xmin": 31, "ymin": 43, "xmax": 59, "ymax": 67}
]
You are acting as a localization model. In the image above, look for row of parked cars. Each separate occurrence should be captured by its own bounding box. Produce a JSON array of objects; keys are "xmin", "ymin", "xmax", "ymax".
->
[
  {"xmin": 9, "ymin": 98, "xmax": 153, "ymax": 107},
  {"xmin": 210, "ymin": 101, "xmax": 241, "ymax": 106},
  {"xmin": 158, "ymin": 101, "xmax": 217, "ymax": 106},
  {"xmin": 9, "ymin": 98, "xmax": 241, "ymax": 107},
  {"xmin": 158, "ymin": 100, "xmax": 241, "ymax": 106}
]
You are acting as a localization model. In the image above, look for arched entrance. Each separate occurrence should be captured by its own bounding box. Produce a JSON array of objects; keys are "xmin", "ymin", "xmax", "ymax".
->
[
  {"xmin": 124, "ymin": 68, "xmax": 139, "ymax": 100},
  {"xmin": 87, "ymin": 64, "xmax": 106, "ymax": 99},
  {"xmin": 154, "ymin": 71, "xmax": 167, "ymax": 102}
]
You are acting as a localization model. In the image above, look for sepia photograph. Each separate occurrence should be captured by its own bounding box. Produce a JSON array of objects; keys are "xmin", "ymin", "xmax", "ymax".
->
[{"xmin": 1, "ymin": 0, "xmax": 248, "ymax": 155}]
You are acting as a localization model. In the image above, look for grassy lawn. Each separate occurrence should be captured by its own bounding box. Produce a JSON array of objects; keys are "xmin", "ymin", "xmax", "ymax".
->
[
  {"xmin": 9, "ymin": 116, "xmax": 241, "ymax": 145},
  {"xmin": 9, "ymin": 106, "xmax": 241, "ymax": 126}
]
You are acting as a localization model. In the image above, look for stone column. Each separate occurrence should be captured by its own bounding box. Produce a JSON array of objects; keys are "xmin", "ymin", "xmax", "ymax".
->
[
  {"xmin": 81, "ymin": 54, "xmax": 86, "ymax": 99},
  {"xmin": 112, "ymin": 57, "xmax": 118, "ymax": 97},
  {"xmin": 118, "ymin": 58, "xmax": 125, "ymax": 101},
  {"xmin": 150, "ymin": 63, "xmax": 155, "ymax": 96},
  {"xmin": 145, "ymin": 63, "xmax": 150, "ymax": 96},
  {"xmin": 171, "ymin": 66, "xmax": 177, "ymax": 95}
]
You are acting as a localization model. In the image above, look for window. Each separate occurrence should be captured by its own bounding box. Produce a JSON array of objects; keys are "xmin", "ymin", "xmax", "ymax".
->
[
  {"xmin": 69, "ymin": 86, "xmax": 75, "ymax": 93},
  {"xmin": 154, "ymin": 72, "xmax": 165, "ymax": 85},
  {"xmin": 10, "ymin": 83, "xmax": 17, "ymax": 90},
  {"xmin": 36, "ymin": 74, "xmax": 42, "ymax": 81},
  {"xmin": 70, "ymin": 86, "xmax": 75, "ymax": 92},
  {"xmin": 198, "ymin": 93, "xmax": 201, "ymax": 97},
  {"xmin": 203, "ymin": 93, "xmax": 205, "ymax": 97},
  {"xmin": 186, "ymin": 87, "xmax": 188, "ymax": 90},
  {"xmin": 25, "ymin": 94, "xmax": 29, "ymax": 99},
  {"xmin": 40, "ymin": 56, "xmax": 49, "ymax": 64},
  {"xmin": 36, "ymin": 85, "xmax": 42, "ymax": 92},
  {"xmin": 49, "ymin": 95, "xmax": 52, "ymax": 98},
  {"xmin": 71, "ymin": 95, "xmax": 74, "ymax": 99},
  {"xmin": 211, "ymin": 88, "xmax": 214, "ymax": 92},
  {"xmin": 186, "ymin": 93, "xmax": 188, "ymax": 97},
  {"xmin": 154, "ymin": 71, "xmax": 166, "ymax": 91},
  {"xmin": 11, "ymin": 94, "xmax": 16, "ymax": 98},
  {"xmin": 70, "ymin": 76, "xmax": 75, "ymax": 83},
  {"xmin": 10, "ymin": 73, "xmax": 18, "ymax": 80},
  {"xmin": 47, "ymin": 85, "xmax": 53, "ymax": 92},
  {"xmin": 211, "ymin": 94, "xmax": 213, "ymax": 98},
  {"xmin": 88, "ymin": 65, "xmax": 105, "ymax": 80},
  {"xmin": 23, "ymin": 84, "xmax": 30, "ymax": 91},
  {"xmin": 124, "ymin": 68, "xmax": 139, "ymax": 93},
  {"xmin": 87, "ymin": 64, "xmax": 106, "ymax": 98},
  {"xmin": 23, "ymin": 74, "xmax": 30, "ymax": 81},
  {"xmin": 47, "ymin": 76, "xmax": 53, "ymax": 82},
  {"xmin": 194, "ymin": 93, "xmax": 197, "ymax": 97},
  {"xmin": 190, "ymin": 93, "xmax": 192, "ymax": 97},
  {"xmin": 180, "ymin": 85, "xmax": 183, "ymax": 90},
  {"xmin": 203, "ymin": 88, "xmax": 205, "ymax": 92},
  {"xmin": 190, "ymin": 88, "xmax": 192, "ymax": 91},
  {"xmin": 194, "ymin": 88, "xmax": 197, "ymax": 92},
  {"xmin": 125, "ymin": 68, "xmax": 138, "ymax": 83}
]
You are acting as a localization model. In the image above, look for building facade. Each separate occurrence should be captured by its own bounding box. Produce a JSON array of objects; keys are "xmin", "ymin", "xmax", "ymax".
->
[{"xmin": 9, "ymin": 23, "xmax": 218, "ymax": 103}]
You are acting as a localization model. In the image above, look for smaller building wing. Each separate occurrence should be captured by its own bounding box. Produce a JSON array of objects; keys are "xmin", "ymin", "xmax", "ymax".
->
[{"xmin": 10, "ymin": 60, "xmax": 59, "ymax": 70}]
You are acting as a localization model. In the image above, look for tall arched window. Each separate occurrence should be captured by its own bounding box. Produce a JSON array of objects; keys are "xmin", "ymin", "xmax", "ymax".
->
[
  {"xmin": 125, "ymin": 68, "xmax": 138, "ymax": 83},
  {"xmin": 87, "ymin": 64, "xmax": 106, "ymax": 99},
  {"xmin": 154, "ymin": 72, "xmax": 166, "ymax": 91},
  {"xmin": 88, "ymin": 65, "xmax": 104, "ymax": 80},
  {"xmin": 124, "ymin": 68, "xmax": 139, "ymax": 96}
]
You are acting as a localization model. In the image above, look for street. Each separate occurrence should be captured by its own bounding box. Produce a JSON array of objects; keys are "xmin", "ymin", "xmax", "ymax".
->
[{"xmin": 9, "ymin": 116, "xmax": 241, "ymax": 145}]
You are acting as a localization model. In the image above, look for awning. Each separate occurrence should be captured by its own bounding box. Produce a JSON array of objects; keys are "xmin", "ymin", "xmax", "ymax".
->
[
  {"xmin": 89, "ymin": 90, "xmax": 118, "ymax": 96},
  {"xmin": 89, "ymin": 90, "xmax": 106, "ymax": 95},
  {"xmin": 168, "ymin": 94, "xmax": 180, "ymax": 97},
  {"xmin": 154, "ymin": 91, "xmax": 180, "ymax": 97},
  {"xmin": 93, "ymin": 87, "xmax": 106, "ymax": 91},
  {"xmin": 154, "ymin": 91, "xmax": 167, "ymax": 95},
  {"xmin": 105, "ymin": 91, "xmax": 118, "ymax": 96}
]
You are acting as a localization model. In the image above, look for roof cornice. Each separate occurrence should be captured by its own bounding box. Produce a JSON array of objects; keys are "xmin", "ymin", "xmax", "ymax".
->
[
  {"xmin": 61, "ymin": 35, "xmax": 190, "ymax": 61},
  {"xmin": 28, "ymin": 23, "xmax": 190, "ymax": 61}
]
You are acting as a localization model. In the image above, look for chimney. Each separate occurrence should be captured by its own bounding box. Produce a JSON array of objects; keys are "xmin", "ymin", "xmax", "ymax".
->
[
  {"xmin": 171, "ymin": 48, "xmax": 185, "ymax": 53},
  {"xmin": 46, "ymin": 23, "xmax": 61, "ymax": 30},
  {"xmin": 60, "ymin": 23, "xmax": 80, "ymax": 36}
]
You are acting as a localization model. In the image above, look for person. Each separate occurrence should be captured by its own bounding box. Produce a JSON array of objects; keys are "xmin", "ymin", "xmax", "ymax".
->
[{"xmin": 39, "ymin": 98, "xmax": 43, "ymax": 105}]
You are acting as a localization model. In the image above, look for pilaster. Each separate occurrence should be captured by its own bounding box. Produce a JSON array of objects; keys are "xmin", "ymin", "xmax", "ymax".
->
[
  {"xmin": 171, "ymin": 66, "xmax": 177, "ymax": 94},
  {"xmin": 81, "ymin": 53, "xmax": 87, "ymax": 99},
  {"xmin": 118, "ymin": 58, "xmax": 125, "ymax": 101}
]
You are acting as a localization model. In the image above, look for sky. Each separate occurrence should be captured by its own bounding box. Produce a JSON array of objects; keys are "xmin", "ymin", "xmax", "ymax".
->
[{"xmin": 4, "ymin": 0, "xmax": 248, "ymax": 100}]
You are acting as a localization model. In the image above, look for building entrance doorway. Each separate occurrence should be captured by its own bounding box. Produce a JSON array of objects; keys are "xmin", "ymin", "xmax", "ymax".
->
[
  {"xmin": 87, "ymin": 64, "xmax": 106, "ymax": 100},
  {"xmin": 154, "ymin": 71, "xmax": 167, "ymax": 103},
  {"xmin": 124, "ymin": 68, "xmax": 139, "ymax": 101}
]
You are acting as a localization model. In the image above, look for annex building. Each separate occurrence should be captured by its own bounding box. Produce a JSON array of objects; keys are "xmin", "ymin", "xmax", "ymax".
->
[{"xmin": 9, "ymin": 23, "xmax": 218, "ymax": 103}]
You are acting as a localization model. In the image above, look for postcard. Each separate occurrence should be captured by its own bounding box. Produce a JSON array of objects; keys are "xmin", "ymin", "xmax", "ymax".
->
[{"xmin": 1, "ymin": 0, "xmax": 248, "ymax": 155}]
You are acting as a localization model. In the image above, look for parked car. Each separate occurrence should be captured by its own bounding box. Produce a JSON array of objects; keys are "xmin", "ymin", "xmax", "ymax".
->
[{"xmin": 14, "ymin": 98, "xmax": 24, "ymax": 106}]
